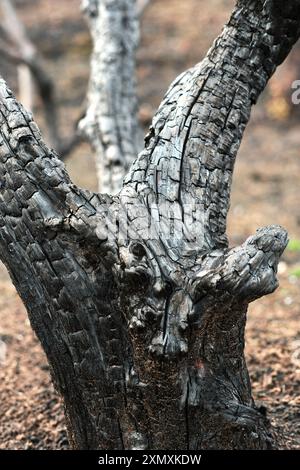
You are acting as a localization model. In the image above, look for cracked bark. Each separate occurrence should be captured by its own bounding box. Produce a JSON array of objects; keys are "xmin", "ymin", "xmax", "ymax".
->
[
  {"xmin": 80, "ymin": 0, "xmax": 142, "ymax": 194},
  {"xmin": 0, "ymin": 0, "xmax": 299, "ymax": 450}
]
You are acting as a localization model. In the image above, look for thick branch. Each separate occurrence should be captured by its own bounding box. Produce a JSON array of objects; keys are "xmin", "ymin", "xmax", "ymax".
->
[
  {"xmin": 192, "ymin": 225, "xmax": 288, "ymax": 304},
  {"xmin": 0, "ymin": 79, "xmax": 114, "ymax": 250},
  {"xmin": 124, "ymin": 0, "xmax": 300, "ymax": 254}
]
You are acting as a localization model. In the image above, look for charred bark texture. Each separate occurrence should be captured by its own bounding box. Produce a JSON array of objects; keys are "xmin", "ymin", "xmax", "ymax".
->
[
  {"xmin": 0, "ymin": 0, "xmax": 299, "ymax": 450},
  {"xmin": 80, "ymin": 0, "xmax": 142, "ymax": 194}
]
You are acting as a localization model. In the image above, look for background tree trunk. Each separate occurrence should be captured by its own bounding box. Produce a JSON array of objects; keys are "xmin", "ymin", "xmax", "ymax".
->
[
  {"xmin": 0, "ymin": 0, "xmax": 299, "ymax": 450},
  {"xmin": 80, "ymin": 0, "xmax": 142, "ymax": 194},
  {"xmin": 0, "ymin": 0, "xmax": 81, "ymax": 159}
]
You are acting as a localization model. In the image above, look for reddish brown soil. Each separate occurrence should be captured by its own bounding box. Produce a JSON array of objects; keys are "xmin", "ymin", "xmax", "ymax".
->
[{"xmin": 0, "ymin": 0, "xmax": 299, "ymax": 450}]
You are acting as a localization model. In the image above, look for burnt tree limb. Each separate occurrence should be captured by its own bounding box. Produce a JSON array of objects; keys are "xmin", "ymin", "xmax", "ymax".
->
[{"xmin": 0, "ymin": 0, "xmax": 299, "ymax": 450}]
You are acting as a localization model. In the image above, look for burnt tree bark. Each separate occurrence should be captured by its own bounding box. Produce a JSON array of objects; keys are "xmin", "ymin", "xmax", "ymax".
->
[{"xmin": 0, "ymin": 0, "xmax": 299, "ymax": 450}]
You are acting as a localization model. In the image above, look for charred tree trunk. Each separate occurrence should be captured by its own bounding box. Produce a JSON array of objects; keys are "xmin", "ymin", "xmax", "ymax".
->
[
  {"xmin": 0, "ymin": 0, "xmax": 299, "ymax": 450},
  {"xmin": 80, "ymin": 0, "xmax": 142, "ymax": 194}
]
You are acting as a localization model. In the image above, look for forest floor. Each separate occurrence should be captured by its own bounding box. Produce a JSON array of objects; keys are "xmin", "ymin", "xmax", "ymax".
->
[{"xmin": 0, "ymin": 0, "xmax": 300, "ymax": 449}]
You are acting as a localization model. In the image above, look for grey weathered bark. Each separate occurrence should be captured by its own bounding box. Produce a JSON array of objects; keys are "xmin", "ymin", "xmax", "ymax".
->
[
  {"xmin": 80, "ymin": 0, "xmax": 142, "ymax": 194},
  {"xmin": 0, "ymin": 0, "xmax": 299, "ymax": 450},
  {"xmin": 0, "ymin": 0, "xmax": 80, "ymax": 159}
]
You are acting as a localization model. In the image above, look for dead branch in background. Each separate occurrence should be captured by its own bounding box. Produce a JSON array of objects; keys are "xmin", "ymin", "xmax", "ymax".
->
[{"xmin": 0, "ymin": 0, "xmax": 80, "ymax": 159}]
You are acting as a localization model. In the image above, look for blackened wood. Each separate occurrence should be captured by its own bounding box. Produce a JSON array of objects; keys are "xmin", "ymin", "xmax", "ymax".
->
[{"xmin": 0, "ymin": 0, "xmax": 299, "ymax": 450}]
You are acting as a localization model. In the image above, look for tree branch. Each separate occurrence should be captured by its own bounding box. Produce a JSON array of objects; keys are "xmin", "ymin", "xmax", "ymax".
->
[
  {"xmin": 0, "ymin": 0, "xmax": 81, "ymax": 159},
  {"xmin": 193, "ymin": 225, "xmax": 288, "ymax": 303},
  {"xmin": 0, "ymin": 78, "xmax": 114, "ymax": 243},
  {"xmin": 124, "ymin": 0, "xmax": 300, "ymax": 254}
]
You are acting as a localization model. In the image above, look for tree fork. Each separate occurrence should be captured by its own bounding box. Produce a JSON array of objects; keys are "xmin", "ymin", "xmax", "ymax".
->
[{"xmin": 0, "ymin": 0, "xmax": 299, "ymax": 450}]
